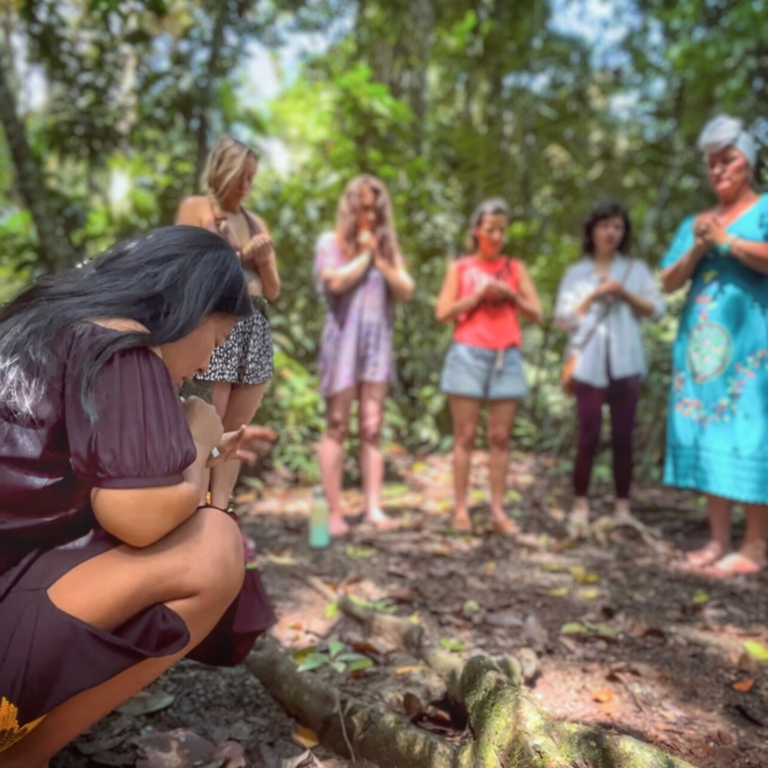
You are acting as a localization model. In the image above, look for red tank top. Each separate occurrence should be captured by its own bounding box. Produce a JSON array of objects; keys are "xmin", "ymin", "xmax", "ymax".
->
[{"xmin": 453, "ymin": 256, "xmax": 522, "ymax": 350}]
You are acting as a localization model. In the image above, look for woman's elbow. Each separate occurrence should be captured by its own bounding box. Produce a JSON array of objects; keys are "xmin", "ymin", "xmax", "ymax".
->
[
  {"xmin": 400, "ymin": 282, "xmax": 416, "ymax": 302},
  {"xmin": 264, "ymin": 282, "xmax": 281, "ymax": 302},
  {"xmin": 660, "ymin": 271, "xmax": 680, "ymax": 294}
]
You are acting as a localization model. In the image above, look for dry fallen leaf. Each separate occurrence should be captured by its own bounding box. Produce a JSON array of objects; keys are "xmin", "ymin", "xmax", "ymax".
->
[
  {"xmin": 394, "ymin": 665, "xmax": 427, "ymax": 675},
  {"xmin": 292, "ymin": 727, "xmax": 319, "ymax": 750},
  {"xmin": 733, "ymin": 679, "xmax": 755, "ymax": 693},
  {"xmin": 591, "ymin": 688, "xmax": 614, "ymax": 704}
]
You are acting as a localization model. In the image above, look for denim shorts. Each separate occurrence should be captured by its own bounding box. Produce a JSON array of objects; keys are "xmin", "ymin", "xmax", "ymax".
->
[{"xmin": 440, "ymin": 342, "xmax": 528, "ymax": 401}]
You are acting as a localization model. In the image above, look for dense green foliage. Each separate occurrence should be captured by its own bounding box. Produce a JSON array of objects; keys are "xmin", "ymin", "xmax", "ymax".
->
[{"xmin": 2, "ymin": 0, "xmax": 767, "ymax": 480}]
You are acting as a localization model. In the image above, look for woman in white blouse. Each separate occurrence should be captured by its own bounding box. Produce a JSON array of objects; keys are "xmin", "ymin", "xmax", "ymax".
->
[{"xmin": 555, "ymin": 202, "xmax": 665, "ymax": 536}]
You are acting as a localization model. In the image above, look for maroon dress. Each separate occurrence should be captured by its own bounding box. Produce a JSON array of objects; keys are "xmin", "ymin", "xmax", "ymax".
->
[{"xmin": 0, "ymin": 323, "xmax": 274, "ymax": 751}]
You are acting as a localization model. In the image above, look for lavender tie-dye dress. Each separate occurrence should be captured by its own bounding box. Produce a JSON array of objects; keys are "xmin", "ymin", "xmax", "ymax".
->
[{"xmin": 314, "ymin": 232, "xmax": 396, "ymax": 397}]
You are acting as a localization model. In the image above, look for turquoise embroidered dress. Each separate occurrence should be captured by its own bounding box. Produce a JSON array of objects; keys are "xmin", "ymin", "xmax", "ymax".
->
[{"xmin": 662, "ymin": 194, "xmax": 768, "ymax": 503}]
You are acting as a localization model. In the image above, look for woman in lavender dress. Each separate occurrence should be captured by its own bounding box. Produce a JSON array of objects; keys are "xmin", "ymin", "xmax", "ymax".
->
[{"xmin": 314, "ymin": 175, "xmax": 415, "ymax": 535}]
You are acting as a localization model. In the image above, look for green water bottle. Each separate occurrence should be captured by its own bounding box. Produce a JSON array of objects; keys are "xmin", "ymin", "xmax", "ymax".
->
[{"xmin": 309, "ymin": 485, "xmax": 331, "ymax": 549}]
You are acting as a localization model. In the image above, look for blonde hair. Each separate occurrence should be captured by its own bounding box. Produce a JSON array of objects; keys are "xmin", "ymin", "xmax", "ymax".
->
[
  {"xmin": 204, "ymin": 137, "xmax": 259, "ymax": 202},
  {"xmin": 335, "ymin": 174, "xmax": 399, "ymax": 265}
]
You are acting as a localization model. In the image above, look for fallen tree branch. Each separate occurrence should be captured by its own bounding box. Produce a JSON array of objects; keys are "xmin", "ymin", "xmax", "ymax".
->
[
  {"xmin": 245, "ymin": 640, "xmax": 455, "ymax": 768},
  {"xmin": 246, "ymin": 599, "xmax": 697, "ymax": 768}
]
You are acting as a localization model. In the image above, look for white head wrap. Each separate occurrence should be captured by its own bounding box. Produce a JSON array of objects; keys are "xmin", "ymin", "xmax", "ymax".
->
[{"xmin": 697, "ymin": 114, "xmax": 757, "ymax": 167}]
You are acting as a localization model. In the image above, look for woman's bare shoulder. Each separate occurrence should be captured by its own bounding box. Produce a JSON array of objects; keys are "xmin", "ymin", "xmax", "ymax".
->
[{"xmin": 176, "ymin": 195, "xmax": 211, "ymax": 225}]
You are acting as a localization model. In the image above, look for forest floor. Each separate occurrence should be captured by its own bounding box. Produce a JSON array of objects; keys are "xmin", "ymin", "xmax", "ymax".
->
[{"xmin": 55, "ymin": 451, "xmax": 768, "ymax": 768}]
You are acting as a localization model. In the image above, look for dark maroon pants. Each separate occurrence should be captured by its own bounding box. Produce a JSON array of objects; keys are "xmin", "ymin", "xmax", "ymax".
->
[{"xmin": 572, "ymin": 374, "xmax": 641, "ymax": 499}]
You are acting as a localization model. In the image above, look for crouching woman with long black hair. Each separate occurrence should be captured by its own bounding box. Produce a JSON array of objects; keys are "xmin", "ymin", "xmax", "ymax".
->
[{"xmin": 0, "ymin": 226, "xmax": 274, "ymax": 767}]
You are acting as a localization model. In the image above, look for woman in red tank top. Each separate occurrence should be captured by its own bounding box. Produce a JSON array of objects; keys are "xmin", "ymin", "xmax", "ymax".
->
[{"xmin": 435, "ymin": 197, "xmax": 543, "ymax": 535}]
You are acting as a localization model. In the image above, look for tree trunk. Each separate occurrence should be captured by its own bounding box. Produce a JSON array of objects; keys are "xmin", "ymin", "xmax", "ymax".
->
[
  {"xmin": 0, "ymin": 54, "xmax": 78, "ymax": 271},
  {"xmin": 194, "ymin": 1, "xmax": 228, "ymax": 187}
]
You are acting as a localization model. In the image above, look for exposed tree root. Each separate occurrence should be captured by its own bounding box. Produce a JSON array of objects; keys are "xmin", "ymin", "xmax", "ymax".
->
[{"xmin": 245, "ymin": 597, "xmax": 697, "ymax": 768}]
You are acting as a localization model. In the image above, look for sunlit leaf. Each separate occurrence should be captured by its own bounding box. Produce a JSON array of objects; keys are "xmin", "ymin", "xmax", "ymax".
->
[
  {"xmin": 440, "ymin": 637, "xmax": 468, "ymax": 652},
  {"xmin": 744, "ymin": 641, "xmax": 768, "ymax": 662},
  {"xmin": 296, "ymin": 653, "xmax": 328, "ymax": 672},
  {"xmin": 561, "ymin": 622, "xmax": 588, "ymax": 635},
  {"xmin": 291, "ymin": 727, "xmax": 319, "ymax": 749},
  {"xmin": 541, "ymin": 587, "xmax": 569, "ymax": 597},
  {"xmin": 346, "ymin": 544, "xmax": 377, "ymax": 560}
]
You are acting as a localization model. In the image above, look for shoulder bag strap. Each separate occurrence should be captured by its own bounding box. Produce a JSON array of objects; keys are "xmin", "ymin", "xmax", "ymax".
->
[{"xmin": 573, "ymin": 259, "xmax": 634, "ymax": 351}]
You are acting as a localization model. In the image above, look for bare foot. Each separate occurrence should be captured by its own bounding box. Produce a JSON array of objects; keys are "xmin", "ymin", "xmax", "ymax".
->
[
  {"xmin": 614, "ymin": 499, "xmax": 634, "ymax": 521},
  {"xmin": 491, "ymin": 515, "xmax": 520, "ymax": 537},
  {"xmin": 712, "ymin": 540, "xmax": 766, "ymax": 576},
  {"xmin": 711, "ymin": 552, "xmax": 764, "ymax": 576},
  {"xmin": 567, "ymin": 501, "xmax": 590, "ymax": 539},
  {"xmin": 451, "ymin": 512, "xmax": 473, "ymax": 533},
  {"xmin": 685, "ymin": 540, "xmax": 729, "ymax": 568},
  {"xmin": 329, "ymin": 515, "xmax": 350, "ymax": 537},
  {"xmin": 363, "ymin": 508, "xmax": 399, "ymax": 531}
]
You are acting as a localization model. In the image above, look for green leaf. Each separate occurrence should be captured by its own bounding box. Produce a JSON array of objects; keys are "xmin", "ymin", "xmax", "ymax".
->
[
  {"xmin": 439, "ymin": 637, "xmax": 468, "ymax": 652},
  {"xmin": 330, "ymin": 661, "xmax": 347, "ymax": 674},
  {"xmin": 292, "ymin": 646, "xmax": 318, "ymax": 664},
  {"xmin": 348, "ymin": 594, "xmax": 398, "ymax": 614},
  {"xmin": 296, "ymin": 653, "xmax": 328, "ymax": 672},
  {"xmin": 346, "ymin": 544, "xmax": 377, "ymax": 559},
  {"xmin": 328, "ymin": 640, "xmax": 345, "ymax": 659},
  {"xmin": 347, "ymin": 657, "xmax": 374, "ymax": 673},
  {"xmin": 560, "ymin": 622, "xmax": 588, "ymax": 635},
  {"xmin": 335, "ymin": 652, "xmax": 369, "ymax": 663},
  {"xmin": 542, "ymin": 587, "xmax": 569, "ymax": 597},
  {"xmin": 463, "ymin": 599, "xmax": 481, "ymax": 614},
  {"xmin": 692, "ymin": 590, "xmax": 710, "ymax": 605},
  {"xmin": 744, "ymin": 640, "xmax": 768, "ymax": 662},
  {"xmin": 325, "ymin": 600, "xmax": 339, "ymax": 619}
]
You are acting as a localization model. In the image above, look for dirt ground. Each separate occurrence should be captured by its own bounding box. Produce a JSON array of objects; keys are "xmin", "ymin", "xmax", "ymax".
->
[{"xmin": 54, "ymin": 451, "xmax": 768, "ymax": 768}]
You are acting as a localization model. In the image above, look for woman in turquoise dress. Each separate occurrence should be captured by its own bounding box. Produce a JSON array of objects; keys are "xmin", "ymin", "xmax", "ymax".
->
[{"xmin": 661, "ymin": 115, "xmax": 768, "ymax": 575}]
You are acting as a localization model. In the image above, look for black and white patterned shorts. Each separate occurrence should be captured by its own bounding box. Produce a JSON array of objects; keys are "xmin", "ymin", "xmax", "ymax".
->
[{"xmin": 196, "ymin": 311, "xmax": 274, "ymax": 386}]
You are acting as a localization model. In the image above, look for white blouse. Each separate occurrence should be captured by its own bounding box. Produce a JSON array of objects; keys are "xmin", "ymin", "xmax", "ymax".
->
[{"xmin": 554, "ymin": 254, "xmax": 665, "ymax": 388}]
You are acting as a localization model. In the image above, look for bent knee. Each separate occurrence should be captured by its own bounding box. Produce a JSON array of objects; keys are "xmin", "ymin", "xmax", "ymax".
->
[{"xmin": 183, "ymin": 508, "xmax": 245, "ymax": 603}]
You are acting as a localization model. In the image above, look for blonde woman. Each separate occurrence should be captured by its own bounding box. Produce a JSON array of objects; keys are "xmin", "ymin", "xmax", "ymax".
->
[
  {"xmin": 314, "ymin": 175, "xmax": 415, "ymax": 535},
  {"xmin": 176, "ymin": 138, "xmax": 279, "ymax": 544}
]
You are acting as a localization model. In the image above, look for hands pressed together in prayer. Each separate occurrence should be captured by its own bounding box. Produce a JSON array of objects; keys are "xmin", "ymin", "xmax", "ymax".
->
[{"xmin": 471, "ymin": 277, "xmax": 518, "ymax": 306}]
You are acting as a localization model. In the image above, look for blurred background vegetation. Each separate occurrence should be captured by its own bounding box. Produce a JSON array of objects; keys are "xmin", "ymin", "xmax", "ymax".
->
[{"xmin": 1, "ymin": 0, "xmax": 767, "ymax": 483}]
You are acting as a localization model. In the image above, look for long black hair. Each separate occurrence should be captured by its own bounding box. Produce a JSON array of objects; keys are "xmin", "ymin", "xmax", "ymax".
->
[
  {"xmin": 582, "ymin": 201, "xmax": 631, "ymax": 256},
  {"xmin": 0, "ymin": 225, "xmax": 252, "ymax": 417}
]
